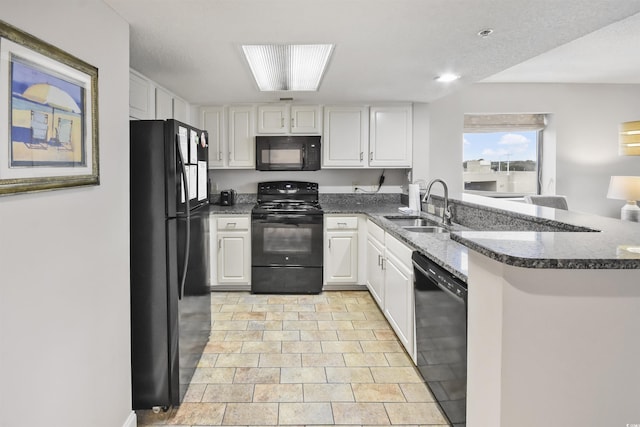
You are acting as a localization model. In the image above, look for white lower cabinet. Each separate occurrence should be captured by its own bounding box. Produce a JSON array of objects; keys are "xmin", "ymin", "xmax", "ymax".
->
[
  {"xmin": 210, "ymin": 216, "xmax": 251, "ymax": 289},
  {"xmin": 366, "ymin": 219, "xmax": 415, "ymax": 361},
  {"xmin": 324, "ymin": 216, "xmax": 361, "ymax": 286}
]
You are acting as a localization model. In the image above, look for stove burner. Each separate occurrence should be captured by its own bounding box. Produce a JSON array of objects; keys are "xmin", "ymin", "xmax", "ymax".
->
[{"xmin": 253, "ymin": 201, "xmax": 322, "ymax": 214}]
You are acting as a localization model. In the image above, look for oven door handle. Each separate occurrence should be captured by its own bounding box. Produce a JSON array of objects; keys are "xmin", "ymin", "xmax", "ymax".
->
[{"xmin": 252, "ymin": 214, "xmax": 321, "ymax": 223}]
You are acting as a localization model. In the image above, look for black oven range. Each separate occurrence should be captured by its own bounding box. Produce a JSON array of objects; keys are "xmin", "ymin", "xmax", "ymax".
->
[{"xmin": 251, "ymin": 181, "xmax": 323, "ymax": 294}]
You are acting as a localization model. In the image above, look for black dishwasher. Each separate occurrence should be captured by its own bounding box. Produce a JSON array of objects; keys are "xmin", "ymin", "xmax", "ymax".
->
[{"xmin": 412, "ymin": 251, "xmax": 467, "ymax": 427}]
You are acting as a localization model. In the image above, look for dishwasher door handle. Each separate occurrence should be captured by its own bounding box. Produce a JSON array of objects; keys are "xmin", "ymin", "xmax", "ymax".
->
[{"xmin": 413, "ymin": 261, "xmax": 465, "ymax": 305}]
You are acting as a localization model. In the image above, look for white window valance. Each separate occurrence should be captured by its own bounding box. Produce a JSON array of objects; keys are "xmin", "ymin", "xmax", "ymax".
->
[{"xmin": 464, "ymin": 114, "xmax": 546, "ymax": 132}]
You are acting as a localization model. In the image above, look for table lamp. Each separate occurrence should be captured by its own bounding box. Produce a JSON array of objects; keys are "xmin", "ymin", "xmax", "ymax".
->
[{"xmin": 607, "ymin": 176, "xmax": 640, "ymax": 222}]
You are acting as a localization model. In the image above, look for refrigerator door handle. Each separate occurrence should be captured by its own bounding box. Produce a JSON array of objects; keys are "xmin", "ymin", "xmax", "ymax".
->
[{"xmin": 176, "ymin": 137, "xmax": 191, "ymax": 300}]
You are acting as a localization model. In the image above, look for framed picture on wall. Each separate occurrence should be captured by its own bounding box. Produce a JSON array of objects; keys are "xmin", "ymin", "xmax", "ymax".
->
[{"xmin": 0, "ymin": 20, "xmax": 99, "ymax": 195}]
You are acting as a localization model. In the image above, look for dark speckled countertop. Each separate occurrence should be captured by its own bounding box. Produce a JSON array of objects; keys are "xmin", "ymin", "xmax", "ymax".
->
[{"xmin": 206, "ymin": 193, "xmax": 640, "ymax": 283}]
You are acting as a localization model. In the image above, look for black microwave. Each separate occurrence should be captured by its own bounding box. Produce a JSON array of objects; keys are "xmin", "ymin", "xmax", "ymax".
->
[{"xmin": 256, "ymin": 136, "xmax": 321, "ymax": 171}]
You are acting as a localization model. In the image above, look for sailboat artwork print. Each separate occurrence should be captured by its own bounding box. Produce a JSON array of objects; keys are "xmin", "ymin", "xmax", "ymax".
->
[{"xmin": 0, "ymin": 20, "xmax": 99, "ymax": 195}]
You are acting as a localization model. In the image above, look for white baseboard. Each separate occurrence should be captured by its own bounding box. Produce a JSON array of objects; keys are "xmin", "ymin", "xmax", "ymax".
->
[{"xmin": 122, "ymin": 411, "xmax": 137, "ymax": 427}]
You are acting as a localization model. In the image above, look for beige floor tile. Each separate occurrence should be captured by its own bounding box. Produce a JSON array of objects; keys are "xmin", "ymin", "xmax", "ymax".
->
[
  {"xmin": 331, "ymin": 312, "xmax": 367, "ymax": 321},
  {"xmin": 233, "ymin": 367, "xmax": 280, "ymax": 384},
  {"xmin": 182, "ymin": 383, "xmax": 206, "ymax": 402},
  {"xmin": 282, "ymin": 341, "xmax": 322, "ymax": 354},
  {"xmin": 281, "ymin": 367, "xmax": 327, "ymax": 383},
  {"xmin": 212, "ymin": 320, "xmax": 249, "ymax": 331},
  {"xmin": 262, "ymin": 330, "xmax": 300, "ymax": 341},
  {"xmin": 224, "ymin": 330, "xmax": 264, "ymax": 342},
  {"xmin": 259, "ymin": 353, "xmax": 301, "ymax": 367},
  {"xmin": 331, "ymin": 402, "xmax": 390, "ymax": 424},
  {"xmin": 317, "ymin": 320, "xmax": 355, "ymax": 330},
  {"xmin": 385, "ymin": 352, "xmax": 414, "ymax": 367},
  {"xmin": 241, "ymin": 341, "xmax": 282, "ymax": 354},
  {"xmin": 220, "ymin": 303, "xmax": 254, "ymax": 313},
  {"xmin": 247, "ymin": 320, "xmax": 283, "ymax": 331},
  {"xmin": 282, "ymin": 320, "xmax": 319, "ymax": 330},
  {"xmin": 283, "ymin": 303, "xmax": 316, "ymax": 312},
  {"xmin": 210, "ymin": 303, "xmax": 223, "ymax": 313},
  {"xmin": 215, "ymin": 353, "xmax": 260, "ymax": 367},
  {"xmin": 360, "ymin": 340, "xmax": 403, "ymax": 353},
  {"xmin": 303, "ymin": 383, "xmax": 354, "ymax": 402},
  {"xmin": 326, "ymin": 296, "xmax": 359, "ymax": 305},
  {"xmin": 211, "ymin": 312, "xmax": 234, "ymax": 320},
  {"xmin": 301, "ymin": 353, "xmax": 345, "ymax": 367},
  {"xmin": 202, "ymin": 384, "xmax": 253, "ymax": 402},
  {"xmin": 343, "ymin": 352, "xmax": 389, "ymax": 367},
  {"xmin": 279, "ymin": 402, "xmax": 334, "ymax": 425},
  {"xmin": 337, "ymin": 329, "xmax": 376, "ymax": 341},
  {"xmin": 298, "ymin": 295, "xmax": 329, "ymax": 304},
  {"xmin": 352, "ymin": 383, "xmax": 406, "ymax": 402},
  {"xmin": 298, "ymin": 312, "xmax": 333, "ymax": 321},
  {"xmin": 190, "ymin": 367, "xmax": 235, "ymax": 384},
  {"xmin": 374, "ymin": 329, "xmax": 400, "ymax": 340},
  {"xmin": 315, "ymin": 303, "xmax": 348, "ymax": 312},
  {"xmin": 321, "ymin": 341, "xmax": 363, "ymax": 353},
  {"xmin": 166, "ymin": 402, "xmax": 225, "ymax": 425},
  {"xmin": 363, "ymin": 311, "xmax": 387, "ymax": 320},
  {"xmin": 222, "ymin": 402, "xmax": 278, "ymax": 425},
  {"xmin": 197, "ymin": 353, "xmax": 218, "ymax": 367},
  {"xmin": 267, "ymin": 296, "xmax": 300, "ymax": 304},
  {"xmin": 399, "ymin": 383, "xmax": 436, "ymax": 402},
  {"xmin": 231, "ymin": 311, "xmax": 267, "ymax": 320},
  {"xmin": 325, "ymin": 367, "xmax": 374, "ymax": 383},
  {"xmin": 370, "ymin": 367, "xmax": 423, "ymax": 383},
  {"xmin": 238, "ymin": 294, "xmax": 270, "ymax": 304},
  {"xmin": 384, "ymin": 402, "xmax": 448, "ymax": 425},
  {"xmin": 252, "ymin": 304, "xmax": 284, "ymax": 312},
  {"xmin": 300, "ymin": 330, "xmax": 338, "ymax": 341},
  {"xmin": 345, "ymin": 303, "xmax": 381, "ymax": 313},
  {"xmin": 204, "ymin": 341, "xmax": 243, "ymax": 354},
  {"xmin": 352, "ymin": 320, "xmax": 391, "ymax": 330},
  {"xmin": 253, "ymin": 383, "xmax": 303, "ymax": 402},
  {"xmin": 266, "ymin": 311, "xmax": 300, "ymax": 320}
]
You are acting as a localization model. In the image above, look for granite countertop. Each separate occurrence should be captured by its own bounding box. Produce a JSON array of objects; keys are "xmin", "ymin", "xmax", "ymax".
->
[{"xmin": 205, "ymin": 193, "xmax": 640, "ymax": 282}]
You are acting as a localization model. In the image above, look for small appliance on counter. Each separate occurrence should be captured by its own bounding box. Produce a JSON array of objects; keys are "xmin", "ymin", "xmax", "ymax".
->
[{"xmin": 220, "ymin": 189, "xmax": 236, "ymax": 206}]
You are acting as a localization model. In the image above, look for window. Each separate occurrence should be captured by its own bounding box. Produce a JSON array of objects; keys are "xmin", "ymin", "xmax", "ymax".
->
[{"xmin": 463, "ymin": 114, "xmax": 545, "ymax": 196}]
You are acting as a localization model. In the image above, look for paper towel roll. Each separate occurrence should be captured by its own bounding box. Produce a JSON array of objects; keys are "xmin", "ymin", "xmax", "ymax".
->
[{"xmin": 409, "ymin": 184, "xmax": 421, "ymax": 213}]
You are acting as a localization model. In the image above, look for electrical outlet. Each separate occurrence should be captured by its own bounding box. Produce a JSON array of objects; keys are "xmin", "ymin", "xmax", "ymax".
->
[{"xmin": 352, "ymin": 182, "xmax": 359, "ymax": 192}]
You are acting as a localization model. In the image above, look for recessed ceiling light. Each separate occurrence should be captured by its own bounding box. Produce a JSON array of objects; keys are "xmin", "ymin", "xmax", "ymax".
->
[
  {"xmin": 435, "ymin": 73, "xmax": 460, "ymax": 83},
  {"xmin": 242, "ymin": 44, "xmax": 334, "ymax": 92}
]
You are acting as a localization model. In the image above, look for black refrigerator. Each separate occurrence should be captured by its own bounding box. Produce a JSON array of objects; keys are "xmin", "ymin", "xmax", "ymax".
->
[{"xmin": 129, "ymin": 119, "xmax": 211, "ymax": 410}]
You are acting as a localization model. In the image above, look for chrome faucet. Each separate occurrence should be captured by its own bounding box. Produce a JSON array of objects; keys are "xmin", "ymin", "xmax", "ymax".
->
[{"xmin": 422, "ymin": 179, "xmax": 452, "ymax": 226}]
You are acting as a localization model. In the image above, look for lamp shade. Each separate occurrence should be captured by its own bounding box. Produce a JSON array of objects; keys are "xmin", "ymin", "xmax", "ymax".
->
[
  {"xmin": 619, "ymin": 121, "xmax": 640, "ymax": 155},
  {"xmin": 607, "ymin": 176, "xmax": 640, "ymax": 201}
]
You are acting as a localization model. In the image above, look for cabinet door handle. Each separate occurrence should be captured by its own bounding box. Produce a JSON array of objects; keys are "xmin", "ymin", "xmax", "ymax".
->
[
  {"xmin": 360, "ymin": 152, "xmax": 363, "ymax": 161},
  {"xmin": 218, "ymin": 239, "xmax": 222, "ymax": 250},
  {"xmin": 369, "ymin": 152, "xmax": 373, "ymax": 162},
  {"xmin": 337, "ymin": 222, "xmax": 347, "ymax": 227},
  {"xmin": 227, "ymin": 222, "xmax": 236, "ymax": 228},
  {"xmin": 291, "ymin": 117, "xmax": 295, "ymax": 128},
  {"xmin": 328, "ymin": 239, "xmax": 331, "ymax": 249},
  {"xmin": 228, "ymin": 151, "xmax": 232, "ymax": 161},
  {"xmin": 381, "ymin": 257, "xmax": 385, "ymax": 270},
  {"xmin": 218, "ymin": 151, "xmax": 222, "ymax": 161},
  {"xmin": 377, "ymin": 254, "xmax": 381, "ymax": 266},
  {"xmin": 281, "ymin": 117, "xmax": 285, "ymax": 128}
]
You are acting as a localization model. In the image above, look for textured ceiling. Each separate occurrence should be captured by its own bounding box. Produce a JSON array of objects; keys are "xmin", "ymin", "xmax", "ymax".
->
[{"xmin": 104, "ymin": 0, "xmax": 640, "ymax": 105}]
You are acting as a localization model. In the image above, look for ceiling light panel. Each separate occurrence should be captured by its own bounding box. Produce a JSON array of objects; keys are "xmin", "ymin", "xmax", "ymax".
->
[{"xmin": 242, "ymin": 44, "xmax": 334, "ymax": 91}]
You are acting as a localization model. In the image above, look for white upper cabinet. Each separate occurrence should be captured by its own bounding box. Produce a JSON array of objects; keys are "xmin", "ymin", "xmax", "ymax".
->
[
  {"xmin": 227, "ymin": 105, "xmax": 256, "ymax": 168},
  {"xmin": 257, "ymin": 104, "xmax": 289, "ymax": 134},
  {"xmin": 129, "ymin": 70, "xmax": 154, "ymax": 119},
  {"xmin": 202, "ymin": 107, "xmax": 225, "ymax": 168},
  {"xmin": 257, "ymin": 104, "xmax": 322, "ymax": 134},
  {"xmin": 173, "ymin": 98, "xmax": 188, "ymax": 123},
  {"xmin": 322, "ymin": 106, "xmax": 369, "ymax": 168},
  {"xmin": 369, "ymin": 104, "xmax": 412, "ymax": 168},
  {"xmin": 155, "ymin": 87, "xmax": 173, "ymax": 120},
  {"xmin": 290, "ymin": 105, "xmax": 322, "ymax": 134}
]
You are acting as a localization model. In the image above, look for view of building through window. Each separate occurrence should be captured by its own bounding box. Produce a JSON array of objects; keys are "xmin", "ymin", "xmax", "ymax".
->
[{"xmin": 463, "ymin": 130, "xmax": 539, "ymax": 195}]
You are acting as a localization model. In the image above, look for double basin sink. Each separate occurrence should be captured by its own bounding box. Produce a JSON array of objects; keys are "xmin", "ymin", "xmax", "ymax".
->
[{"xmin": 384, "ymin": 216, "xmax": 448, "ymax": 234}]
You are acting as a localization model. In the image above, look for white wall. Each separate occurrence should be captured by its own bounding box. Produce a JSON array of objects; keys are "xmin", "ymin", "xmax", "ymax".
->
[
  {"xmin": 0, "ymin": 2, "xmax": 133, "ymax": 427},
  {"xmin": 423, "ymin": 83, "xmax": 640, "ymax": 218}
]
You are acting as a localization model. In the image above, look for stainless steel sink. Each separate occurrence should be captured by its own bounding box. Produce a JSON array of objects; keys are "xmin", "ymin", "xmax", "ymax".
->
[
  {"xmin": 403, "ymin": 226, "xmax": 448, "ymax": 234},
  {"xmin": 384, "ymin": 216, "xmax": 438, "ymax": 227}
]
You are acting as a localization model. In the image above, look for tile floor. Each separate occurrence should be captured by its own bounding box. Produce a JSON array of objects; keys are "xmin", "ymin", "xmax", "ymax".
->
[{"xmin": 137, "ymin": 290, "xmax": 448, "ymax": 426}]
